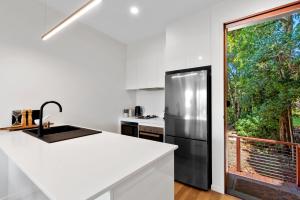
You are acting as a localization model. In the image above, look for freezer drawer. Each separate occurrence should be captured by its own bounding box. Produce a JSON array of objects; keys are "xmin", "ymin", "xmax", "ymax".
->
[{"xmin": 166, "ymin": 136, "xmax": 211, "ymax": 190}]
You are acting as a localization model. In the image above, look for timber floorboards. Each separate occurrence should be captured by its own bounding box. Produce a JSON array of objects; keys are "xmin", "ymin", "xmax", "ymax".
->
[{"xmin": 175, "ymin": 182, "xmax": 240, "ymax": 200}]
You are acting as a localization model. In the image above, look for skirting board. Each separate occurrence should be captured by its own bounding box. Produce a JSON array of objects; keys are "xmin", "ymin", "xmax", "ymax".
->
[{"xmin": 211, "ymin": 184, "xmax": 224, "ymax": 194}]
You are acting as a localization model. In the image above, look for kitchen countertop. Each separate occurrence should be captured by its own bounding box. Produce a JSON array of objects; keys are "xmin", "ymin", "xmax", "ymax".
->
[
  {"xmin": 119, "ymin": 117, "xmax": 165, "ymax": 128},
  {"xmin": 0, "ymin": 128, "xmax": 177, "ymax": 200}
]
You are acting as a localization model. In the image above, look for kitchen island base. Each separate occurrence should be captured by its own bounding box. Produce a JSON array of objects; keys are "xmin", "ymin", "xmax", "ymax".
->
[{"xmin": 0, "ymin": 150, "xmax": 174, "ymax": 200}]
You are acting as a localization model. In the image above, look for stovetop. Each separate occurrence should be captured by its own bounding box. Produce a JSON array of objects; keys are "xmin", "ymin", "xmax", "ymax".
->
[{"xmin": 136, "ymin": 115, "xmax": 159, "ymax": 119}]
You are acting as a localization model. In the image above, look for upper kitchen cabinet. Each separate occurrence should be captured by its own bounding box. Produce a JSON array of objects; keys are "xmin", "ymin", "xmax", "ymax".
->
[
  {"xmin": 165, "ymin": 10, "xmax": 211, "ymax": 72},
  {"xmin": 126, "ymin": 34, "xmax": 165, "ymax": 90},
  {"xmin": 126, "ymin": 9, "xmax": 211, "ymax": 90}
]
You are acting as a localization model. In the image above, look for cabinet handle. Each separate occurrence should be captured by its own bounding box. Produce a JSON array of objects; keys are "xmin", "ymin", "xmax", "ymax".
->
[{"xmin": 140, "ymin": 132, "xmax": 160, "ymax": 138}]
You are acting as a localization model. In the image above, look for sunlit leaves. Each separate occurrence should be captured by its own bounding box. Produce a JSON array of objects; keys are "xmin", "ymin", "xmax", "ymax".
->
[{"xmin": 227, "ymin": 13, "xmax": 300, "ymax": 140}]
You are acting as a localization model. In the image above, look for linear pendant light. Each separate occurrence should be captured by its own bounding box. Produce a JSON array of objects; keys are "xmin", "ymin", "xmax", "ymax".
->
[{"xmin": 42, "ymin": 0, "xmax": 102, "ymax": 41}]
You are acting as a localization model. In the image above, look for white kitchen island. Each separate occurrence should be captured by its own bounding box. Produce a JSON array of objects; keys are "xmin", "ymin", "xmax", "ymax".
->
[{"xmin": 0, "ymin": 129, "xmax": 177, "ymax": 200}]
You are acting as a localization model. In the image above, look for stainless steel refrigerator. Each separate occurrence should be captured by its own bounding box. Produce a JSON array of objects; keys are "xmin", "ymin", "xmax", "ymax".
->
[{"xmin": 165, "ymin": 66, "xmax": 211, "ymax": 190}]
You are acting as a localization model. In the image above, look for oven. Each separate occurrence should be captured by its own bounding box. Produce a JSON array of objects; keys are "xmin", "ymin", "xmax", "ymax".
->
[
  {"xmin": 139, "ymin": 125, "xmax": 164, "ymax": 142},
  {"xmin": 121, "ymin": 121, "xmax": 138, "ymax": 137}
]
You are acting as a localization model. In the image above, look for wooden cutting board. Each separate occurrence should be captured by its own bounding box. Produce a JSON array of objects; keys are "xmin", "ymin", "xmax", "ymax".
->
[{"xmin": 0, "ymin": 125, "xmax": 37, "ymax": 132}]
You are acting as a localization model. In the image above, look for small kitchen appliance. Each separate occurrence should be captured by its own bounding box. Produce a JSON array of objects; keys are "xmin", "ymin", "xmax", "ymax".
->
[{"xmin": 134, "ymin": 106, "xmax": 143, "ymax": 117}]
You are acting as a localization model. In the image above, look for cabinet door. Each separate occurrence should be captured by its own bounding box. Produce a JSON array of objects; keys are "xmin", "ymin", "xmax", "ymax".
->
[
  {"xmin": 126, "ymin": 58, "xmax": 138, "ymax": 90},
  {"xmin": 147, "ymin": 54, "xmax": 159, "ymax": 88},
  {"xmin": 155, "ymin": 51, "xmax": 165, "ymax": 88},
  {"xmin": 137, "ymin": 55, "xmax": 149, "ymax": 89},
  {"xmin": 126, "ymin": 34, "xmax": 166, "ymax": 89}
]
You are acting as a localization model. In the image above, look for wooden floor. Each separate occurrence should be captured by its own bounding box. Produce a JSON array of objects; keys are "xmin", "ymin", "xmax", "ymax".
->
[{"xmin": 175, "ymin": 182, "xmax": 240, "ymax": 200}]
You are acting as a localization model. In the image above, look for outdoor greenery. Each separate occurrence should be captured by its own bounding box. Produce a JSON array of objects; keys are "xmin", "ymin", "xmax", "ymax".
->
[
  {"xmin": 293, "ymin": 116, "xmax": 300, "ymax": 127},
  {"xmin": 227, "ymin": 13, "xmax": 300, "ymax": 141}
]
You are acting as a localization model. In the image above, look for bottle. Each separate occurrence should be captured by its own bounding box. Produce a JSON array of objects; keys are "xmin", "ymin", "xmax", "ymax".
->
[
  {"xmin": 21, "ymin": 110, "xmax": 27, "ymax": 127},
  {"xmin": 28, "ymin": 109, "xmax": 33, "ymax": 127}
]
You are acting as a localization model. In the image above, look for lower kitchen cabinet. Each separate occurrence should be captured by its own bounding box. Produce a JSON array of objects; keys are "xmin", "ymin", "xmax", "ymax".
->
[{"xmin": 139, "ymin": 125, "xmax": 164, "ymax": 142}]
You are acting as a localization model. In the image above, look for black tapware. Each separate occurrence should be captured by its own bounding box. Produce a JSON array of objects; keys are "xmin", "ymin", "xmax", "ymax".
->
[{"xmin": 38, "ymin": 101, "xmax": 62, "ymax": 138}]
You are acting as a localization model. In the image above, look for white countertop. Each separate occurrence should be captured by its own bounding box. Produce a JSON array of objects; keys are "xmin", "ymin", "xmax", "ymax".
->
[
  {"xmin": 119, "ymin": 117, "xmax": 165, "ymax": 128},
  {"xmin": 0, "ymin": 128, "xmax": 177, "ymax": 200}
]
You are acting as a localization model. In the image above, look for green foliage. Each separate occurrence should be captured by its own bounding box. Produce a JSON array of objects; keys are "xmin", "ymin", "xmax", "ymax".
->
[
  {"xmin": 235, "ymin": 115, "xmax": 262, "ymax": 137},
  {"xmin": 227, "ymin": 13, "xmax": 300, "ymax": 139},
  {"xmin": 235, "ymin": 113, "xmax": 278, "ymax": 139},
  {"xmin": 294, "ymin": 107, "xmax": 300, "ymax": 117},
  {"xmin": 293, "ymin": 117, "xmax": 300, "ymax": 127}
]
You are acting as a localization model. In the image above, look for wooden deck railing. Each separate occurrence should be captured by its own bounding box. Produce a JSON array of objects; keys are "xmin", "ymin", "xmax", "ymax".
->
[{"xmin": 228, "ymin": 135, "xmax": 300, "ymax": 186}]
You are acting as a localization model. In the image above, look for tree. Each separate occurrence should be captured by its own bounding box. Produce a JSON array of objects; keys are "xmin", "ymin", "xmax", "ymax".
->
[{"xmin": 227, "ymin": 13, "xmax": 300, "ymax": 141}]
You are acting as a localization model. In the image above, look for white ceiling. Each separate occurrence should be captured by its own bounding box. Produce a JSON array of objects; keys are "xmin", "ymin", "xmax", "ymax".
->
[{"xmin": 42, "ymin": 0, "xmax": 220, "ymax": 44}]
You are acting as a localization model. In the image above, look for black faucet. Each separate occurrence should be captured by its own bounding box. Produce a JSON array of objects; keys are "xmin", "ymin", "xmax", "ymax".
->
[{"xmin": 38, "ymin": 101, "xmax": 62, "ymax": 138}]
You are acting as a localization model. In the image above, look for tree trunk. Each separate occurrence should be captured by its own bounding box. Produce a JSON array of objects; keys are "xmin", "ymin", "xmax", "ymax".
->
[
  {"xmin": 279, "ymin": 107, "xmax": 294, "ymax": 142},
  {"xmin": 288, "ymin": 106, "xmax": 294, "ymax": 143},
  {"xmin": 278, "ymin": 16, "xmax": 294, "ymax": 142}
]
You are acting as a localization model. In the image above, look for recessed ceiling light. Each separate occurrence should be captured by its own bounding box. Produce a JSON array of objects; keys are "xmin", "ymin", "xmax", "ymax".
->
[
  {"xmin": 130, "ymin": 6, "xmax": 140, "ymax": 15},
  {"xmin": 198, "ymin": 56, "xmax": 203, "ymax": 60}
]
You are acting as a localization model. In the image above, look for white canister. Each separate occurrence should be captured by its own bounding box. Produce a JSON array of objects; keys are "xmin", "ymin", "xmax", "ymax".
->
[{"xmin": 128, "ymin": 108, "xmax": 134, "ymax": 117}]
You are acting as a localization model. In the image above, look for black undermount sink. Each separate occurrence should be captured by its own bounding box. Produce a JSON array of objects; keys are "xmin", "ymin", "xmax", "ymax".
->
[{"xmin": 24, "ymin": 125, "xmax": 101, "ymax": 143}]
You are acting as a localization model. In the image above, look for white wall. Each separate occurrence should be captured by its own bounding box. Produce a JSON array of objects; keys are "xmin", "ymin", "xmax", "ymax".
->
[{"xmin": 0, "ymin": 0, "xmax": 135, "ymax": 132}]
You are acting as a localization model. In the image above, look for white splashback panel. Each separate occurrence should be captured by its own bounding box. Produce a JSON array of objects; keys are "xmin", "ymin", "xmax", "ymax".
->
[{"xmin": 136, "ymin": 90, "xmax": 165, "ymax": 117}]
